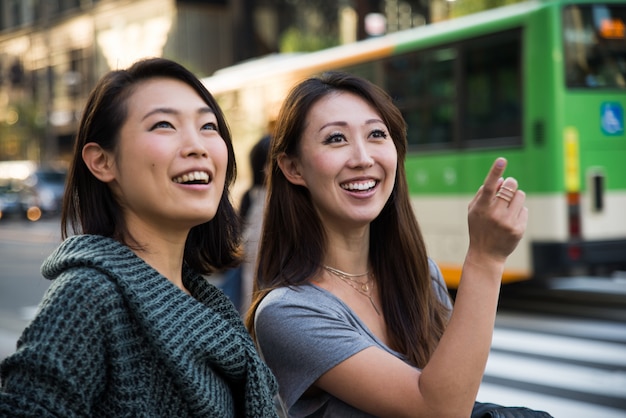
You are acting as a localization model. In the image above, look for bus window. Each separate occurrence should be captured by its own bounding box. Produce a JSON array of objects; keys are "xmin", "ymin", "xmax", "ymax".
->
[
  {"xmin": 341, "ymin": 61, "xmax": 384, "ymax": 86},
  {"xmin": 461, "ymin": 30, "xmax": 522, "ymax": 146},
  {"xmin": 385, "ymin": 48, "xmax": 456, "ymax": 148},
  {"xmin": 564, "ymin": 4, "xmax": 626, "ymax": 89}
]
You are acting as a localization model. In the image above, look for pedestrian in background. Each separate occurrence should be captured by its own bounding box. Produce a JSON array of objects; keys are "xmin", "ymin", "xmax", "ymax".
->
[
  {"xmin": 246, "ymin": 72, "xmax": 551, "ymax": 417},
  {"xmin": 218, "ymin": 126, "xmax": 272, "ymax": 314},
  {"xmin": 0, "ymin": 58, "xmax": 278, "ymax": 417},
  {"xmin": 238, "ymin": 125, "xmax": 273, "ymax": 313}
]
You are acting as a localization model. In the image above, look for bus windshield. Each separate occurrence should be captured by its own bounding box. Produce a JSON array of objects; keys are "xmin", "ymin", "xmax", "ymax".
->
[{"xmin": 563, "ymin": 4, "xmax": 626, "ymax": 89}]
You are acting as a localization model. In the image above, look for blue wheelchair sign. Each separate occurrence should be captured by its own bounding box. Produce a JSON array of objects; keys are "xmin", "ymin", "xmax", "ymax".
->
[{"xmin": 600, "ymin": 102, "xmax": 624, "ymax": 135}]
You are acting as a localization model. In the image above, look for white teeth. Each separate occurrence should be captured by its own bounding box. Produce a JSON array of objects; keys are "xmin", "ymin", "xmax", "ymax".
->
[
  {"xmin": 341, "ymin": 180, "xmax": 376, "ymax": 191},
  {"xmin": 173, "ymin": 171, "xmax": 210, "ymax": 184}
]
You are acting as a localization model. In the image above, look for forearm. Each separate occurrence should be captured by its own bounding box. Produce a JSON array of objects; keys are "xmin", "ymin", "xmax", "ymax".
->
[{"xmin": 418, "ymin": 252, "xmax": 503, "ymax": 417}]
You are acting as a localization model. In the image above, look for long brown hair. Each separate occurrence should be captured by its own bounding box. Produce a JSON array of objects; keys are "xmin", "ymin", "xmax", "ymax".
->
[
  {"xmin": 246, "ymin": 71, "xmax": 450, "ymax": 368},
  {"xmin": 61, "ymin": 58, "xmax": 240, "ymax": 274}
]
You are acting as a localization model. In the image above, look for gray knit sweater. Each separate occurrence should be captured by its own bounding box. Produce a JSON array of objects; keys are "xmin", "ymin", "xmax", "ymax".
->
[{"xmin": 0, "ymin": 235, "xmax": 278, "ymax": 417}]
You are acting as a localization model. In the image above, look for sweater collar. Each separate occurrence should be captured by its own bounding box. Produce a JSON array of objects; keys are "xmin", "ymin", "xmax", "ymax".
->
[{"xmin": 42, "ymin": 234, "xmax": 278, "ymax": 417}]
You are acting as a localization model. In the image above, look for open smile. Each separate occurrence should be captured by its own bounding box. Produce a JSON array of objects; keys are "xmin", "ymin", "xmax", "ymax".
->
[
  {"xmin": 172, "ymin": 171, "xmax": 211, "ymax": 185},
  {"xmin": 340, "ymin": 180, "xmax": 377, "ymax": 191}
]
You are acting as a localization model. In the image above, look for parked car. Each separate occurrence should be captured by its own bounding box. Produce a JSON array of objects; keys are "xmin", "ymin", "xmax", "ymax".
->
[
  {"xmin": 0, "ymin": 179, "xmax": 26, "ymax": 220},
  {"xmin": 19, "ymin": 168, "xmax": 67, "ymax": 217}
]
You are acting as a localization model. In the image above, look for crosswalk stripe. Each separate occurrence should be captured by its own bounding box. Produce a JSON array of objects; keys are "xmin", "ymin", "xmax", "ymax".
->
[
  {"xmin": 485, "ymin": 351, "xmax": 626, "ymax": 399},
  {"xmin": 491, "ymin": 328, "xmax": 626, "ymax": 366}
]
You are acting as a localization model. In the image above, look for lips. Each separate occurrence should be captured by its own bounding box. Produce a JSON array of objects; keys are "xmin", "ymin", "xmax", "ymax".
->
[{"xmin": 172, "ymin": 171, "xmax": 210, "ymax": 184}]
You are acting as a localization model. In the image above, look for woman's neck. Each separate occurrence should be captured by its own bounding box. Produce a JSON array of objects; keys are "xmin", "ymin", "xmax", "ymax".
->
[
  {"xmin": 125, "ymin": 221, "xmax": 189, "ymax": 293},
  {"xmin": 324, "ymin": 225, "xmax": 370, "ymax": 273}
]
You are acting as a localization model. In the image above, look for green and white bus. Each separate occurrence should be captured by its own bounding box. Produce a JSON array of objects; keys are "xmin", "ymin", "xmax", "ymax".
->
[{"xmin": 202, "ymin": 0, "xmax": 626, "ymax": 287}]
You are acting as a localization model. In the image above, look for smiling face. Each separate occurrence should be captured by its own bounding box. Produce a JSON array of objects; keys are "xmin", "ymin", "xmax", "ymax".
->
[
  {"xmin": 107, "ymin": 77, "xmax": 228, "ymax": 234},
  {"xmin": 281, "ymin": 91, "xmax": 397, "ymax": 231}
]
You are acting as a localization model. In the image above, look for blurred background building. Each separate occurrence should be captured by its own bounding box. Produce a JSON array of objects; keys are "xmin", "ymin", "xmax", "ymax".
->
[{"xmin": 0, "ymin": 0, "xmax": 521, "ymax": 165}]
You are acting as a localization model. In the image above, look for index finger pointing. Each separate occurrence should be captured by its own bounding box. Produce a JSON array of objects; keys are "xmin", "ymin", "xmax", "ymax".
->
[{"xmin": 482, "ymin": 157, "xmax": 507, "ymax": 195}]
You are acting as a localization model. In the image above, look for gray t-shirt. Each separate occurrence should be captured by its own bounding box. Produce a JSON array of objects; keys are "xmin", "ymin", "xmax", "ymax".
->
[{"xmin": 255, "ymin": 258, "xmax": 453, "ymax": 417}]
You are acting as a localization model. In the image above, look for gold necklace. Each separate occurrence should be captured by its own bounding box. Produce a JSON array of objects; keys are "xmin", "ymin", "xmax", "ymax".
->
[{"xmin": 323, "ymin": 265, "xmax": 381, "ymax": 316}]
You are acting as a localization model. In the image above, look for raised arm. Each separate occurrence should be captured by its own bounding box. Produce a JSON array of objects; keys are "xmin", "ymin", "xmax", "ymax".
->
[{"xmin": 418, "ymin": 157, "xmax": 527, "ymax": 415}]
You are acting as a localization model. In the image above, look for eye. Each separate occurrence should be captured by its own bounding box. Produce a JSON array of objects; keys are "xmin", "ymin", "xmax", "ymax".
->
[
  {"xmin": 202, "ymin": 122, "xmax": 218, "ymax": 131},
  {"xmin": 150, "ymin": 120, "xmax": 174, "ymax": 130},
  {"xmin": 323, "ymin": 132, "xmax": 346, "ymax": 145},
  {"xmin": 370, "ymin": 129, "xmax": 388, "ymax": 140}
]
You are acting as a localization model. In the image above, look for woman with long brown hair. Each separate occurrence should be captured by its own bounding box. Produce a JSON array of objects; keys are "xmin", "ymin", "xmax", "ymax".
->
[{"xmin": 246, "ymin": 72, "xmax": 548, "ymax": 417}]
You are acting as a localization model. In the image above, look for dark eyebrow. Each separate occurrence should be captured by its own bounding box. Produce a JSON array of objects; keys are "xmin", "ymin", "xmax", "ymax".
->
[
  {"xmin": 319, "ymin": 121, "xmax": 347, "ymax": 132},
  {"xmin": 141, "ymin": 106, "xmax": 214, "ymax": 121},
  {"xmin": 318, "ymin": 118, "xmax": 384, "ymax": 132}
]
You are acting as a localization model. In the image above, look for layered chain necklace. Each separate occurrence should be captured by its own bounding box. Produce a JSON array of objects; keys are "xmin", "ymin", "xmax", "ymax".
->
[{"xmin": 323, "ymin": 265, "xmax": 381, "ymax": 316}]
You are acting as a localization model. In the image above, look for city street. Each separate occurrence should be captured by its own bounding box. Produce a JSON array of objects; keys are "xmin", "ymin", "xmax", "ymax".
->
[
  {"xmin": 1, "ymin": 218, "xmax": 625, "ymax": 418},
  {"xmin": 1, "ymin": 0, "xmax": 625, "ymax": 416}
]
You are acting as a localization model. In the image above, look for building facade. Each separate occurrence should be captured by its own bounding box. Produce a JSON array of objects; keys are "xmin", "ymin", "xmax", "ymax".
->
[
  {"xmin": 0, "ymin": 0, "xmax": 236, "ymax": 163},
  {"xmin": 0, "ymin": 0, "xmax": 435, "ymax": 164}
]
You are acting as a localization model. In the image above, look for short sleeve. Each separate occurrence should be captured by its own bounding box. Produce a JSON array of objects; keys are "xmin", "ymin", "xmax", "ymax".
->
[
  {"xmin": 428, "ymin": 258, "xmax": 454, "ymax": 311},
  {"xmin": 254, "ymin": 287, "xmax": 374, "ymax": 410}
]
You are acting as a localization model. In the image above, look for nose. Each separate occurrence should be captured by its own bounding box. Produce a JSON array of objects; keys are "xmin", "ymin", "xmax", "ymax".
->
[
  {"xmin": 181, "ymin": 129, "xmax": 208, "ymax": 158},
  {"xmin": 349, "ymin": 139, "xmax": 374, "ymax": 168}
]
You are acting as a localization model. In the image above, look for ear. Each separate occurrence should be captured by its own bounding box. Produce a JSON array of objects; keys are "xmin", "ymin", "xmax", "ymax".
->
[
  {"xmin": 277, "ymin": 152, "xmax": 307, "ymax": 187},
  {"xmin": 82, "ymin": 142, "xmax": 116, "ymax": 183}
]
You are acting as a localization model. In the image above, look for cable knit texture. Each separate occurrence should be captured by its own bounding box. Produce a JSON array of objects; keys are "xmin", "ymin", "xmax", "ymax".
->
[{"xmin": 0, "ymin": 234, "xmax": 278, "ymax": 417}]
